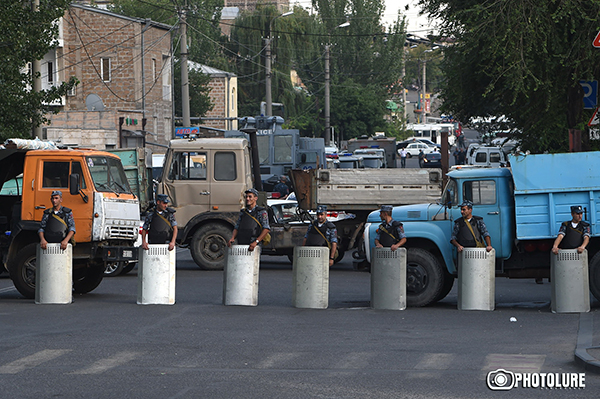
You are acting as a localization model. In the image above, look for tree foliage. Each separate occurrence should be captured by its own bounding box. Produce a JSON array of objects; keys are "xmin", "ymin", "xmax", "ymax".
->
[
  {"xmin": 420, "ymin": 0, "xmax": 600, "ymax": 152},
  {"xmin": 226, "ymin": 1, "xmax": 406, "ymax": 140},
  {"xmin": 0, "ymin": 0, "xmax": 76, "ymax": 140}
]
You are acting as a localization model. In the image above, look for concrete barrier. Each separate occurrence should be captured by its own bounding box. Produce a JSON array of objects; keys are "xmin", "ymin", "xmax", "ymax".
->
[
  {"xmin": 137, "ymin": 245, "xmax": 176, "ymax": 305},
  {"xmin": 292, "ymin": 246, "xmax": 329, "ymax": 309},
  {"xmin": 458, "ymin": 248, "xmax": 495, "ymax": 311},
  {"xmin": 371, "ymin": 247, "xmax": 406, "ymax": 310},
  {"xmin": 223, "ymin": 245, "xmax": 260, "ymax": 306},
  {"xmin": 551, "ymin": 249, "xmax": 590, "ymax": 313},
  {"xmin": 35, "ymin": 243, "xmax": 72, "ymax": 305}
]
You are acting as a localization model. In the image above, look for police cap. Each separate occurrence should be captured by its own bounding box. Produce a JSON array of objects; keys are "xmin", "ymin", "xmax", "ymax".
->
[
  {"xmin": 316, "ymin": 205, "xmax": 327, "ymax": 214},
  {"xmin": 51, "ymin": 190, "xmax": 62, "ymax": 197},
  {"xmin": 571, "ymin": 205, "xmax": 583, "ymax": 214},
  {"xmin": 156, "ymin": 194, "xmax": 170, "ymax": 203},
  {"xmin": 460, "ymin": 200, "xmax": 473, "ymax": 209},
  {"xmin": 245, "ymin": 188, "xmax": 259, "ymax": 197},
  {"xmin": 380, "ymin": 205, "xmax": 393, "ymax": 213}
]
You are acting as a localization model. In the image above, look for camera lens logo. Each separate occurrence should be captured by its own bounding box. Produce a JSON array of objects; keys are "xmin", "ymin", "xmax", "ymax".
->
[{"xmin": 487, "ymin": 369, "xmax": 515, "ymax": 390}]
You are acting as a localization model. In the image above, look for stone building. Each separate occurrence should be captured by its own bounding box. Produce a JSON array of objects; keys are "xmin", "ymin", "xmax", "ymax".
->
[
  {"xmin": 190, "ymin": 62, "xmax": 238, "ymax": 131},
  {"xmin": 43, "ymin": 4, "xmax": 173, "ymax": 149}
]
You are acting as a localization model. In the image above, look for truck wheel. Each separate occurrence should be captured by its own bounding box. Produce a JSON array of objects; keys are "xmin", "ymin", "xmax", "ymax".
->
[
  {"xmin": 73, "ymin": 262, "xmax": 104, "ymax": 294},
  {"xmin": 333, "ymin": 248, "xmax": 345, "ymax": 264},
  {"xmin": 589, "ymin": 251, "xmax": 600, "ymax": 302},
  {"xmin": 434, "ymin": 271, "xmax": 455, "ymax": 302},
  {"xmin": 191, "ymin": 223, "xmax": 232, "ymax": 270},
  {"xmin": 9, "ymin": 243, "xmax": 37, "ymax": 299},
  {"xmin": 104, "ymin": 261, "xmax": 124, "ymax": 277},
  {"xmin": 406, "ymin": 248, "xmax": 444, "ymax": 307},
  {"xmin": 121, "ymin": 261, "xmax": 137, "ymax": 275}
]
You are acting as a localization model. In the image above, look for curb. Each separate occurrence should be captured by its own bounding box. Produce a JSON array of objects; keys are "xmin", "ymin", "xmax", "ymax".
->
[{"xmin": 574, "ymin": 312, "xmax": 600, "ymax": 373}]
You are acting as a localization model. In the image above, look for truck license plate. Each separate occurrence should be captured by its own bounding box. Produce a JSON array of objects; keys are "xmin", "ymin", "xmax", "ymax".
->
[{"xmin": 123, "ymin": 250, "xmax": 133, "ymax": 258}]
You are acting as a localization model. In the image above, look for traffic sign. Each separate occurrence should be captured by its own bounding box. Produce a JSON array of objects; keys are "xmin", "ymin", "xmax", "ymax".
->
[
  {"xmin": 580, "ymin": 80, "xmax": 598, "ymax": 109},
  {"xmin": 588, "ymin": 107, "xmax": 600, "ymax": 126},
  {"xmin": 594, "ymin": 31, "xmax": 600, "ymax": 48}
]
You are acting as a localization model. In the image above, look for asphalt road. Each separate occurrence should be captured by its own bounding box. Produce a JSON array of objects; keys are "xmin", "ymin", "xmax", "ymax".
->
[{"xmin": 0, "ymin": 249, "xmax": 598, "ymax": 398}]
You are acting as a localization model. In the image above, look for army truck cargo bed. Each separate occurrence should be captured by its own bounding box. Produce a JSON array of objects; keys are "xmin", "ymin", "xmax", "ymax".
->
[{"xmin": 290, "ymin": 168, "xmax": 443, "ymax": 211}]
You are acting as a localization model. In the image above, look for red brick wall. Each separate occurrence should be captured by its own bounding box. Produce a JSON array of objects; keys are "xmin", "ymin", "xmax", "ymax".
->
[{"xmin": 45, "ymin": 6, "xmax": 173, "ymax": 149}]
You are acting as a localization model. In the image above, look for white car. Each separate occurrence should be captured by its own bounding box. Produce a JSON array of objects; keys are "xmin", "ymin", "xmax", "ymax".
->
[{"xmin": 401, "ymin": 142, "xmax": 435, "ymax": 158}]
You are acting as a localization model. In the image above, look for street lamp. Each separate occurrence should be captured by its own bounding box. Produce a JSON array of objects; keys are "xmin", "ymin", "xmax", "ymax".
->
[
  {"xmin": 265, "ymin": 11, "xmax": 294, "ymax": 117},
  {"xmin": 324, "ymin": 21, "xmax": 350, "ymax": 146}
]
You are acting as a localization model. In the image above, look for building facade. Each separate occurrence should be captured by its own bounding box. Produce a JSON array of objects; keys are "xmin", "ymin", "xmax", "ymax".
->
[{"xmin": 43, "ymin": 4, "xmax": 173, "ymax": 149}]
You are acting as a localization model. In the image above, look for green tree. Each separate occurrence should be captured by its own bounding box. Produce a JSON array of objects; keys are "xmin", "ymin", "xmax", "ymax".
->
[
  {"xmin": 0, "ymin": 0, "xmax": 76, "ymax": 140},
  {"xmin": 420, "ymin": 0, "xmax": 600, "ymax": 152},
  {"xmin": 173, "ymin": 62, "xmax": 213, "ymax": 120},
  {"xmin": 305, "ymin": 0, "xmax": 406, "ymax": 139}
]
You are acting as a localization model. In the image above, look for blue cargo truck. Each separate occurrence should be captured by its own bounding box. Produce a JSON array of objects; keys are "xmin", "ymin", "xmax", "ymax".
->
[{"xmin": 363, "ymin": 151, "xmax": 600, "ymax": 307}]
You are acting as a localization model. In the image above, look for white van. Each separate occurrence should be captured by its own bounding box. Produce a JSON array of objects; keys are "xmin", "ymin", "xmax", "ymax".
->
[{"xmin": 466, "ymin": 145, "xmax": 507, "ymax": 167}]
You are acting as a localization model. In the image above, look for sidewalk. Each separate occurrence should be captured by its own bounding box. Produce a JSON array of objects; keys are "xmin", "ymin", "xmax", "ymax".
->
[{"xmin": 575, "ymin": 304, "xmax": 600, "ymax": 373}]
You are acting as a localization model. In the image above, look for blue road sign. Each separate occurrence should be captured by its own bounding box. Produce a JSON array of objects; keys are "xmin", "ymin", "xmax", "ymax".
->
[{"xmin": 580, "ymin": 80, "xmax": 598, "ymax": 109}]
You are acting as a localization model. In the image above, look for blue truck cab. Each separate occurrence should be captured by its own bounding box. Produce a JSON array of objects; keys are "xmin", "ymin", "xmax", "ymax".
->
[{"xmin": 364, "ymin": 151, "xmax": 600, "ymax": 307}]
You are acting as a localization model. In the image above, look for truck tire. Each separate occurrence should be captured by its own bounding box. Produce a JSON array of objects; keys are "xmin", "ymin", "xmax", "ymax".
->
[
  {"xmin": 121, "ymin": 261, "xmax": 137, "ymax": 275},
  {"xmin": 104, "ymin": 261, "xmax": 124, "ymax": 277},
  {"xmin": 406, "ymin": 248, "xmax": 444, "ymax": 307},
  {"xmin": 190, "ymin": 223, "xmax": 232, "ymax": 270},
  {"xmin": 73, "ymin": 262, "xmax": 104, "ymax": 294},
  {"xmin": 9, "ymin": 243, "xmax": 37, "ymax": 299},
  {"xmin": 434, "ymin": 271, "xmax": 455, "ymax": 302},
  {"xmin": 589, "ymin": 251, "xmax": 600, "ymax": 302},
  {"xmin": 333, "ymin": 247, "xmax": 345, "ymax": 264}
]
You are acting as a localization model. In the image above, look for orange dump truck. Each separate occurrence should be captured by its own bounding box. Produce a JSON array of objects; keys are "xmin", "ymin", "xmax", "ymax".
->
[{"xmin": 0, "ymin": 148, "xmax": 140, "ymax": 298}]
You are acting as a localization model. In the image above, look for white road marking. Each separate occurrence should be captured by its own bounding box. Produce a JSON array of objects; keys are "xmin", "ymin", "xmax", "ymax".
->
[
  {"xmin": 72, "ymin": 351, "xmax": 141, "ymax": 374},
  {"xmin": 0, "ymin": 349, "xmax": 71, "ymax": 374},
  {"xmin": 414, "ymin": 353, "xmax": 455, "ymax": 370}
]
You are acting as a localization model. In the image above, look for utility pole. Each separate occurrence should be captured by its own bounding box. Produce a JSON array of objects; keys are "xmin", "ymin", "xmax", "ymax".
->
[
  {"xmin": 265, "ymin": 11, "xmax": 293, "ymax": 117},
  {"xmin": 180, "ymin": 7, "xmax": 191, "ymax": 127},
  {"xmin": 265, "ymin": 37, "xmax": 272, "ymax": 116},
  {"xmin": 324, "ymin": 44, "xmax": 331, "ymax": 146},
  {"xmin": 422, "ymin": 59, "xmax": 427, "ymax": 124},
  {"xmin": 32, "ymin": 0, "xmax": 42, "ymax": 138},
  {"xmin": 402, "ymin": 47, "xmax": 407, "ymax": 121}
]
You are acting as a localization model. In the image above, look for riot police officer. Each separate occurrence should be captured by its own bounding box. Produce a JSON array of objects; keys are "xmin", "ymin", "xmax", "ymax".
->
[
  {"xmin": 374, "ymin": 205, "xmax": 406, "ymax": 251},
  {"xmin": 38, "ymin": 190, "xmax": 76, "ymax": 250},
  {"xmin": 228, "ymin": 188, "xmax": 270, "ymax": 251},
  {"xmin": 142, "ymin": 194, "xmax": 177, "ymax": 251},
  {"xmin": 303, "ymin": 205, "xmax": 338, "ymax": 266},
  {"xmin": 552, "ymin": 205, "xmax": 590, "ymax": 254},
  {"xmin": 450, "ymin": 200, "xmax": 492, "ymax": 252}
]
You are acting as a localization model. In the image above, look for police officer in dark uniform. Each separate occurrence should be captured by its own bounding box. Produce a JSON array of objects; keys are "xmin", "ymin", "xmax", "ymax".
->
[
  {"xmin": 552, "ymin": 205, "xmax": 590, "ymax": 254},
  {"xmin": 38, "ymin": 190, "xmax": 76, "ymax": 250},
  {"xmin": 273, "ymin": 176, "xmax": 290, "ymax": 199},
  {"xmin": 228, "ymin": 188, "xmax": 270, "ymax": 252},
  {"xmin": 303, "ymin": 205, "xmax": 338, "ymax": 266},
  {"xmin": 141, "ymin": 194, "xmax": 178, "ymax": 251},
  {"xmin": 450, "ymin": 200, "xmax": 493, "ymax": 252},
  {"xmin": 374, "ymin": 205, "xmax": 406, "ymax": 251}
]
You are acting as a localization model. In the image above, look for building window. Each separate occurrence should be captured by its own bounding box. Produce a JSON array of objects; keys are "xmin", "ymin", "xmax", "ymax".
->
[
  {"xmin": 47, "ymin": 62, "xmax": 53, "ymax": 84},
  {"xmin": 101, "ymin": 58, "xmax": 111, "ymax": 82},
  {"xmin": 152, "ymin": 58, "xmax": 157, "ymax": 82}
]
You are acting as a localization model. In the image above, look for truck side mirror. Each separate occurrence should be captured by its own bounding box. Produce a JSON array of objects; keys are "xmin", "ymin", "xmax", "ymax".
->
[
  {"xmin": 70, "ymin": 174, "xmax": 80, "ymax": 195},
  {"xmin": 70, "ymin": 173, "xmax": 89, "ymax": 203}
]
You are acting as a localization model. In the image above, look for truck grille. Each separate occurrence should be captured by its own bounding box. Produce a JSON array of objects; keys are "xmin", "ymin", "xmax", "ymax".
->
[{"xmin": 106, "ymin": 225, "xmax": 137, "ymax": 240}]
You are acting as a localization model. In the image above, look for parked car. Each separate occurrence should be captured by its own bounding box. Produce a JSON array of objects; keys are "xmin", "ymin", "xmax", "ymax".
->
[
  {"xmin": 420, "ymin": 151, "xmax": 442, "ymax": 168},
  {"xmin": 402, "ymin": 142, "xmax": 435, "ymax": 157}
]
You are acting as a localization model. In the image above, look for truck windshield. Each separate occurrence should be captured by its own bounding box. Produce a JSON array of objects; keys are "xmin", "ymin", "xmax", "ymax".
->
[
  {"xmin": 443, "ymin": 178, "xmax": 458, "ymax": 206},
  {"xmin": 273, "ymin": 135, "xmax": 293, "ymax": 163},
  {"xmin": 87, "ymin": 156, "xmax": 132, "ymax": 194}
]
